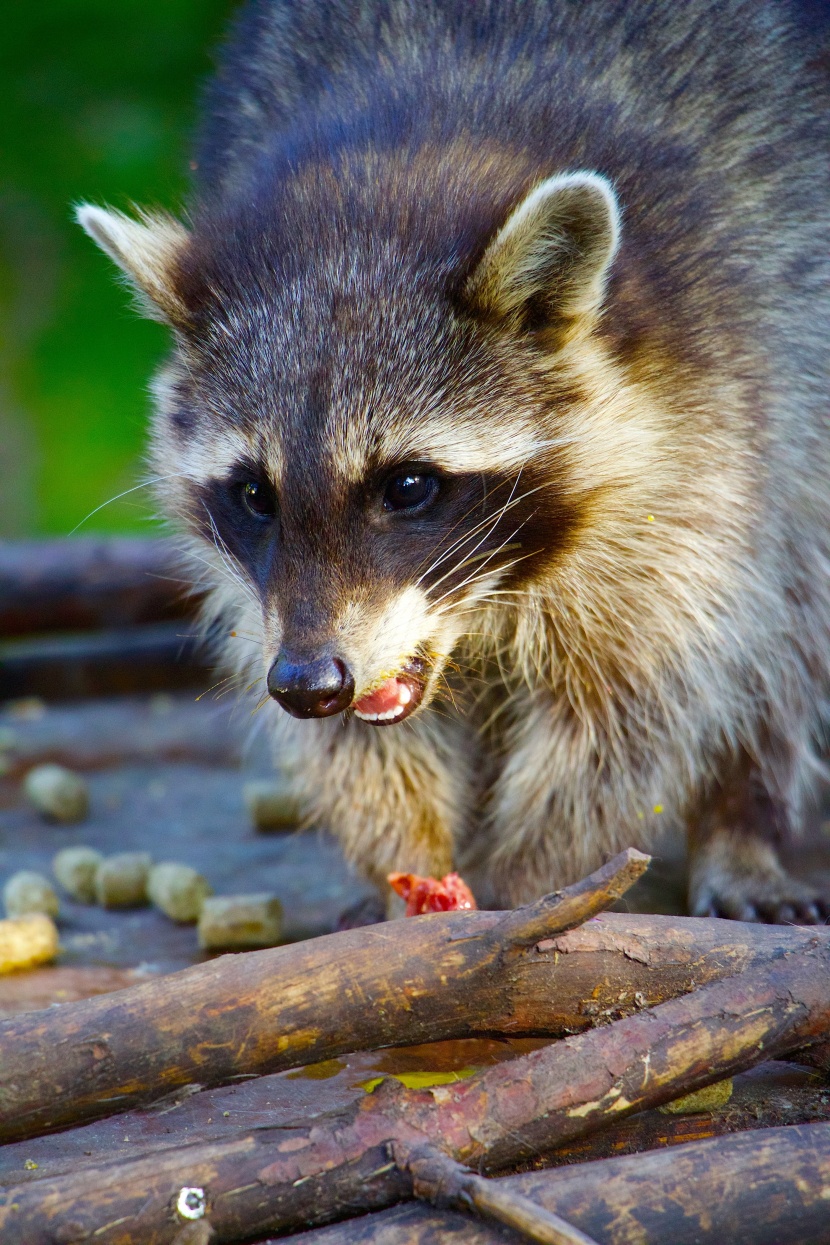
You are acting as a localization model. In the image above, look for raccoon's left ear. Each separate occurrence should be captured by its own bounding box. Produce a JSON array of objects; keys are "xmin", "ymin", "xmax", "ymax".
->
[
  {"xmin": 75, "ymin": 204, "xmax": 190, "ymax": 325},
  {"xmin": 465, "ymin": 172, "xmax": 619, "ymax": 337}
]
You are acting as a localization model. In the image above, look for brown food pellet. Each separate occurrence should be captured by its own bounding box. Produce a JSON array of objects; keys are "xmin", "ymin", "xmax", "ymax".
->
[
  {"xmin": 0, "ymin": 913, "xmax": 59, "ymax": 974},
  {"xmin": 147, "ymin": 863, "xmax": 212, "ymax": 923},
  {"xmin": 24, "ymin": 764, "xmax": 89, "ymax": 824},
  {"xmin": 243, "ymin": 780, "xmax": 303, "ymax": 831}
]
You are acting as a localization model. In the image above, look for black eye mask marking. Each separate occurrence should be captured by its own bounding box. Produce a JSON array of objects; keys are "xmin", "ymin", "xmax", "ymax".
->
[
  {"xmin": 396, "ymin": 467, "xmax": 581, "ymax": 605},
  {"xmin": 187, "ymin": 457, "xmax": 579, "ymax": 618},
  {"xmin": 188, "ymin": 465, "xmax": 279, "ymax": 596}
]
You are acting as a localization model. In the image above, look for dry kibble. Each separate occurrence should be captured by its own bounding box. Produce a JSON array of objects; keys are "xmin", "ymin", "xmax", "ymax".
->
[
  {"xmin": 659, "ymin": 1078, "xmax": 734, "ymax": 1115},
  {"xmin": 198, "ymin": 894, "xmax": 282, "ymax": 950},
  {"xmin": 3, "ymin": 870, "xmax": 60, "ymax": 919},
  {"xmin": 52, "ymin": 846, "xmax": 104, "ymax": 904},
  {"xmin": 148, "ymin": 862, "xmax": 213, "ymax": 923},
  {"xmin": 0, "ymin": 913, "xmax": 59, "ymax": 974},
  {"xmin": 243, "ymin": 780, "xmax": 303, "ymax": 831},
  {"xmin": 95, "ymin": 852, "xmax": 152, "ymax": 908},
  {"xmin": 24, "ymin": 764, "xmax": 89, "ymax": 824}
]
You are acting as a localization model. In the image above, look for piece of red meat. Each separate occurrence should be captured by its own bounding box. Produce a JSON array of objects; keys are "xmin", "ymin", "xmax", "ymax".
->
[{"xmin": 387, "ymin": 870, "xmax": 477, "ymax": 916}]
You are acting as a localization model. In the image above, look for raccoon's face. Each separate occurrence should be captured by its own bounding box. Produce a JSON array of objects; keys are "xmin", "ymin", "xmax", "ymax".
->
[{"xmin": 77, "ymin": 170, "xmax": 619, "ymax": 724}]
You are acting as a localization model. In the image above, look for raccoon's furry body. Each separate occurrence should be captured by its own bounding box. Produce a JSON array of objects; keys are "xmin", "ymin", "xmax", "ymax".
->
[{"xmin": 79, "ymin": 1, "xmax": 830, "ymax": 920}]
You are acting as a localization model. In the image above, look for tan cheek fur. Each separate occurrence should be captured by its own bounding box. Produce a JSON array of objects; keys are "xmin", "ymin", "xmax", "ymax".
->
[
  {"xmin": 371, "ymin": 416, "xmax": 547, "ymax": 478},
  {"xmin": 315, "ymin": 584, "xmax": 465, "ymax": 700}
]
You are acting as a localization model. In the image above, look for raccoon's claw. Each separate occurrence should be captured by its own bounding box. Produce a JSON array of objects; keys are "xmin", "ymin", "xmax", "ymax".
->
[
  {"xmin": 694, "ymin": 894, "xmax": 830, "ymax": 924},
  {"xmin": 689, "ymin": 831, "xmax": 830, "ymax": 925},
  {"xmin": 753, "ymin": 897, "xmax": 830, "ymax": 925}
]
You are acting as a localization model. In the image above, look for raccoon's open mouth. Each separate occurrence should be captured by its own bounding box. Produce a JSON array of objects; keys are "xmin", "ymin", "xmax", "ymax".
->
[{"xmin": 352, "ymin": 656, "xmax": 428, "ymax": 725}]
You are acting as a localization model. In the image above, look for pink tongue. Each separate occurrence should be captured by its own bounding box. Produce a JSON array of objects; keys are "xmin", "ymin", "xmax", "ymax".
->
[{"xmin": 354, "ymin": 677, "xmax": 408, "ymax": 716}]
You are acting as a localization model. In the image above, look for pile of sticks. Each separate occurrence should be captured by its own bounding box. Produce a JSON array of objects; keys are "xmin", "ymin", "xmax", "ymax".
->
[{"xmin": 0, "ymin": 849, "xmax": 828, "ymax": 1245}]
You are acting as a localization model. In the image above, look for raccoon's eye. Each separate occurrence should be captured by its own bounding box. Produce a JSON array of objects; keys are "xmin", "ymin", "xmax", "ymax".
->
[
  {"xmin": 383, "ymin": 472, "xmax": 439, "ymax": 513},
  {"xmin": 241, "ymin": 480, "xmax": 276, "ymax": 521}
]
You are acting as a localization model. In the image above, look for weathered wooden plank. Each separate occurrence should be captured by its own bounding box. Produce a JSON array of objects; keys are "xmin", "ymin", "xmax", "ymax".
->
[{"xmin": 0, "ymin": 693, "xmax": 242, "ymax": 779}]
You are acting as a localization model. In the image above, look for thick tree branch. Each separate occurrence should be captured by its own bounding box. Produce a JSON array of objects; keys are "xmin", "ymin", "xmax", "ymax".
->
[
  {"xmin": 0, "ymin": 850, "xmax": 645, "ymax": 1143},
  {"xmin": 2, "ymin": 850, "xmax": 829, "ymax": 1146},
  {"xmin": 281, "ymin": 1121, "xmax": 830, "ymax": 1245},
  {"xmin": 2, "ymin": 940, "xmax": 829, "ymax": 1243}
]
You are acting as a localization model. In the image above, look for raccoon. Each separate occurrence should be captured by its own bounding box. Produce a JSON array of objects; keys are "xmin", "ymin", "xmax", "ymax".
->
[{"xmin": 78, "ymin": 0, "xmax": 830, "ymax": 922}]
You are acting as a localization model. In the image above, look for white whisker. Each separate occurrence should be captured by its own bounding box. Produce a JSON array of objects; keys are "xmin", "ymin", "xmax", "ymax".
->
[
  {"xmin": 416, "ymin": 472, "xmax": 529, "ymax": 586},
  {"xmin": 67, "ymin": 472, "xmax": 191, "ymax": 535},
  {"xmin": 430, "ymin": 516, "xmax": 537, "ymax": 609}
]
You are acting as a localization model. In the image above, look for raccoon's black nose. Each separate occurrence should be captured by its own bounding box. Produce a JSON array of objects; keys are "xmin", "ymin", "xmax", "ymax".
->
[{"xmin": 267, "ymin": 652, "xmax": 354, "ymax": 718}]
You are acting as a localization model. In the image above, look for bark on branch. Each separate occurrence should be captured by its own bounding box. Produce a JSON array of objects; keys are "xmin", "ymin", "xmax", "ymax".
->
[
  {"xmin": 2, "ymin": 937, "xmax": 829, "ymax": 1244},
  {"xmin": 0, "ymin": 849, "xmax": 646, "ymax": 1143},
  {"xmin": 407, "ymin": 1144, "xmax": 601, "ymax": 1245},
  {"xmin": 1, "ymin": 1058, "xmax": 825, "ymax": 1187},
  {"xmin": 2, "ymin": 849, "xmax": 829, "ymax": 1146},
  {"xmin": 284, "ymin": 1121, "xmax": 830, "ymax": 1245}
]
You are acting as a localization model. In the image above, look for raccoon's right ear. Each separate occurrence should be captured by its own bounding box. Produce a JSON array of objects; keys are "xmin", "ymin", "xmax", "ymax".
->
[
  {"xmin": 465, "ymin": 172, "xmax": 620, "ymax": 339},
  {"xmin": 75, "ymin": 204, "xmax": 190, "ymax": 325}
]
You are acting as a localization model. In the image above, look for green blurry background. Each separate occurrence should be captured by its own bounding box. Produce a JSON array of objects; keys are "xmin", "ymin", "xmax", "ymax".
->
[{"xmin": 0, "ymin": 0, "xmax": 235, "ymax": 538}]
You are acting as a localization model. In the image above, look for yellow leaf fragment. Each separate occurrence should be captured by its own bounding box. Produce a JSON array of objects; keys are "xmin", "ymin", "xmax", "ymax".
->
[{"xmin": 358, "ymin": 1067, "xmax": 478, "ymax": 1094}]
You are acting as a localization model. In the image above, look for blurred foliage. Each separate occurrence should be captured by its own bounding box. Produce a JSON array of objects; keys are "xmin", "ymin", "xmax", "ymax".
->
[{"xmin": 0, "ymin": 0, "xmax": 235, "ymax": 537}]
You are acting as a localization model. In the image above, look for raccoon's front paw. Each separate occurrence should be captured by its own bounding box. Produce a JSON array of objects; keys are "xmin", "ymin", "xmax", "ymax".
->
[{"xmin": 689, "ymin": 831, "xmax": 830, "ymax": 924}]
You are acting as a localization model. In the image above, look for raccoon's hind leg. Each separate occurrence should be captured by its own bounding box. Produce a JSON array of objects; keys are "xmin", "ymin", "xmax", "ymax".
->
[{"xmin": 687, "ymin": 747, "xmax": 830, "ymax": 924}]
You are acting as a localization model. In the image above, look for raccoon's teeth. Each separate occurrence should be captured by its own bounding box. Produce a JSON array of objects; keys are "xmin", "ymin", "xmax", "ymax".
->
[
  {"xmin": 354, "ymin": 705, "xmax": 407, "ymax": 723},
  {"xmin": 353, "ymin": 675, "xmax": 421, "ymax": 723}
]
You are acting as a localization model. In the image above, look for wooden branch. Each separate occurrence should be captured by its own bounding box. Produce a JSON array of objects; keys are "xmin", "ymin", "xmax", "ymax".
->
[
  {"xmin": 0, "ymin": 538, "xmax": 197, "ymax": 637},
  {"xmin": 1, "ymin": 1058, "xmax": 825, "ymax": 1189},
  {"xmin": 408, "ymin": 1144, "xmax": 601, "ymax": 1245},
  {"xmin": 543, "ymin": 1059, "xmax": 830, "ymax": 1163},
  {"xmin": 0, "ymin": 850, "xmax": 642, "ymax": 1143},
  {"xmin": 1, "ymin": 851, "xmax": 828, "ymax": 1146},
  {"xmin": 394, "ymin": 940, "xmax": 830, "ymax": 1172},
  {"xmin": 2, "ymin": 940, "xmax": 829, "ymax": 1243},
  {"xmin": 491, "ymin": 848, "xmax": 650, "ymax": 947},
  {"xmin": 281, "ymin": 1121, "xmax": 830, "ymax": 1245}
]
